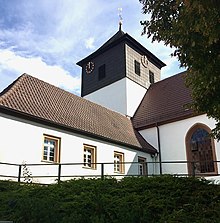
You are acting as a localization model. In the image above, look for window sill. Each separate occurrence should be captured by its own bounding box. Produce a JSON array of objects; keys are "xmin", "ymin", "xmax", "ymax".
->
[
  {"xmin": 82, "ymin": 166, "xmax": 96, "ymax": 170},
  {"xmin": 114, "ymin": 171, "xmax": 125, "ymax": 175},
  {"xmin": 41, "ymin": 160, "xmax": 59, "ymax": 164},
  {"xmin": 194, "ymin": 172, "xmax": 218, "ymax": 177}
]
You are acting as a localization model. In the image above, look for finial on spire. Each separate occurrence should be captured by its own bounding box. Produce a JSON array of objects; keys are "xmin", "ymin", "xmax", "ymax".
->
[{"xmin": 118, "ymin": 8, "xmax": 123, "ymax": 31}]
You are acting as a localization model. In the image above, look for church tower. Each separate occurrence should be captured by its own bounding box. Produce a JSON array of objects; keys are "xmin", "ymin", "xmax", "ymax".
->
[{"xmin": 77, "ymin": 26, "xmax": 165, "ymax": 117}]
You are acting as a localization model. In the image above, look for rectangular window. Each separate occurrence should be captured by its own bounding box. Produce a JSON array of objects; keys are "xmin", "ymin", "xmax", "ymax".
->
[
  {"xmin": 98, "ymin": 64, "xmax": 106, "ymax": 80},
  {"xmin": 149, "ymin": 70, "xmax": 155, "ymax": 84},
  {"xmin": 138, "ymin": 157, "xmax": 147, "ymax": 175},
  {"xmin": 114, "ymin": 151, "xmax": 124, "ymax": 174},
  {"xmin": 43, "ymin": 135, "xmax": 60, "ymax": 163},
  {"xmin": 83, "ymin": 144, "xmax": 96, "ymax": 169},
  {"xmin": 135, "ymin": 60, "xmax": 140, "ymax": 76}
]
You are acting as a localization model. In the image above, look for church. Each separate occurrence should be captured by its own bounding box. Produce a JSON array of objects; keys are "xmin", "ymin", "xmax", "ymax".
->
[{"xmin": 0, "ymin": 26, "xmax": 219, "ymax": 183}]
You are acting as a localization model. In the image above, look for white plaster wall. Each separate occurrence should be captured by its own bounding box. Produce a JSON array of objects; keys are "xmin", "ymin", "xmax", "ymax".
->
[
  {"xmin": 126, "ymin": 78, "xmax": 147, "ymax": 117},
  {"xmin": 0, "ymin": 113, "xmax": 153, "ymax": 183},
  {"xmin": 84, "ymin": 78, "xmax": 127, "ymax": 115},
  {"xmin": 139, "ymin": 114, "xmax": 220, "ymax": 175},
  {"xmin": 139, "ymin": 127, "xmax": 158, "ymax": 149},
  {"xmin": 84, "ymin": 78, "xmax": 146, "ymax": 117}
]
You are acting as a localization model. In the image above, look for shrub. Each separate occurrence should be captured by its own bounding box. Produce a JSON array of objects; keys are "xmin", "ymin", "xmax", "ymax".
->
[{"xmin": 0, "ymin": 176, "xmax": 220, "ymax": 223}]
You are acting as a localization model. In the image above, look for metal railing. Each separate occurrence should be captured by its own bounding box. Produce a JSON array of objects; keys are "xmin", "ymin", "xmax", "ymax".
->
[{"xmin": 0, "ymin": 160, "xmax": 219, "ymax": 184}]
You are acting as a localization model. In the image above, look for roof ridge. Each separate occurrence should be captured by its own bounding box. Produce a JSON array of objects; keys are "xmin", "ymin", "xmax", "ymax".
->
[
  {"xmin": 77, "ymin": 30, "xmax": 126, "ymax": 66},
  {"xmin": 77, "ymin": 30, "xmax": 166, "ymax": 68},
  {"xmin": 0, "ymin": 73, "xmax": 28, "ymax": 102},
  {"xmin": 97, "ymin": 29, "xmax": 125, "ymax": 51}
]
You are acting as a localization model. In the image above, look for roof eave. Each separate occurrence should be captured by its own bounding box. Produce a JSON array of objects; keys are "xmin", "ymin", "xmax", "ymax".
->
[
  {"xmin": 77, "ymin": 33, "xmax": 166, "ymax": 69},
  {"xmin": 76, "ymin": 34, "xmax": 126, "ymax": 67},
  {"xmin": 134, "ymin": 112, "xmax": 202, "ymax": 130},
  {"xmin": 124, "ymin": 34, "xmax": 166, "ymax": 69},
  {"xmin": 0, "ymin": 105, "xmax": 156, "ymax": 154}
]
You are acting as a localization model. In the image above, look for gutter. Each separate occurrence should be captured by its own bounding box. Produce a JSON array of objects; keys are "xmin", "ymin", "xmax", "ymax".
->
[
  {"xmin": 0, "ymin": 105, "xmax": 155, "ymax": 154},
  {"xmin": 156, "ymin": 123, "xmax": 162, "ymax": 175}
]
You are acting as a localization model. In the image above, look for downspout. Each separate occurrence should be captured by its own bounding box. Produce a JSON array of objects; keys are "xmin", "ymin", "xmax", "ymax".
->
[{"xmin": 156, "ymin": 123, "xmax": 162, "ymax": 175}]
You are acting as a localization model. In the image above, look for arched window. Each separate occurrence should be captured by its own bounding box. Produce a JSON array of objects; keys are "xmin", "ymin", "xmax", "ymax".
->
[{"xmin": 185, "ymin": 124, "xmax": 217, "ymax": 176}]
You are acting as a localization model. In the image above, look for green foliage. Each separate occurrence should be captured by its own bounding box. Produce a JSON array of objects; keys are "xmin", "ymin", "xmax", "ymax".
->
[
  {"xmin": 139, "ymin": 0, "xmax": 220, "ymax": 139},
  {"xmin": 0, "ymin": 176, "xmax": 220, "ymax": 222}
]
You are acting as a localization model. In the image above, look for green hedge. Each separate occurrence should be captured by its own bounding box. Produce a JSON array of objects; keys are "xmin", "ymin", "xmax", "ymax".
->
[{"xmin": 0, "ymin": 176, "xmax": 220, "ymax": 223}]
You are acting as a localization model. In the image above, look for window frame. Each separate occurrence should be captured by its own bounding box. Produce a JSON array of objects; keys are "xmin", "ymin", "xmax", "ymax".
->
[
  {"xmin": 138, "ymin": 157, "xmax": 147, "ymax": 176},
  {"xmin": 114, "ymin": 151, "xmax": 125, "ymax": 174},
  {"xmin": 98, "ymin": 64, "xmax": 106, "ymax": 81},
  {"xmin": 185, "ymin": 123, "xmax": 218, "ymax": 176},
  {"xmin": 149, "ymin": 70, "xmax": 155, "ymax": 84},
  {"xmin": 83, "ymin": 144, "xmax": 97, "ymax": 169},
  {"xmin": 42, "ymin": 134, "xmax": 61, "ymax": 163},
  {"xmin": 134, "ymin": 60, "xmax": 140, "ymax": 76}
]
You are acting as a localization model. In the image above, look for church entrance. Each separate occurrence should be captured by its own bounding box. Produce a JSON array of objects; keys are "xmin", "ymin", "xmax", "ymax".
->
[{"xmin": 185, "ymin": 124, "xmax": 218, "ymax": 176}]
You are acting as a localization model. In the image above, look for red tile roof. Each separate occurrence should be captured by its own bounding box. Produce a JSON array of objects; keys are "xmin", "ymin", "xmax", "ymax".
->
[
  {"xmin": 0, "ymin": 74, "xmax": 156, "ymax": 154},
  {"xmin": 132, "ymin": 72, "xmax": 195, "ymax": 129}
]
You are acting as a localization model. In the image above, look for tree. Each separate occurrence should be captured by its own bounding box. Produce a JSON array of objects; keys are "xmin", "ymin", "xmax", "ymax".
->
[{"xmin": 139, "ymin": 0, "xmax": 220, "ymax": 139}]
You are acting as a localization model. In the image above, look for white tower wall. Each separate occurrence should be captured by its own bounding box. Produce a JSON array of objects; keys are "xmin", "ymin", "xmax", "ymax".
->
[{"xmin": 84, "ymin": 78, "xmax": 146, "ymax": 117}]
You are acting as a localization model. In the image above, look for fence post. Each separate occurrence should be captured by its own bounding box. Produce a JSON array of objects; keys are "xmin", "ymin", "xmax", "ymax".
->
[
  {"xmin": 101, "ymin": 163, "xmax": 104, "ymax": 180},
  {"xmin": 18, "ymin": 165, "xmax": 22, "ymax": 182},
  {"xmin": 192, "ymin": 161, "xmax": 196, "ymax": 177},
  {"xmin": 58, "ymin": 164, "xmax": 61, "ymax": 184},
  {"xmin": 145, "ymin": 162, "xmax": 148, "ymax": 176}
]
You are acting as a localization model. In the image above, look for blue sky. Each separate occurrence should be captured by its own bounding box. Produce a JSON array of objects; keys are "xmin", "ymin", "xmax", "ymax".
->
[{"xmin": 0, "ymin": 0, "xmax": 184, "ymax": 95}]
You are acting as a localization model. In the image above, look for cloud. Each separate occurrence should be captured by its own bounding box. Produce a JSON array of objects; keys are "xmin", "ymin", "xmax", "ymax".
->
[
  {"xmin": 85, "ymin": 37, "xmax": 95, "ymax": 50},
  {"xmin": 161, "ymin": 57, "xmax": 185, "ymax": 79},
  {"xmin": 0, "ymin": 49, "xmax": 81, "ymax": 94},
  {"xmin": 0, "ymin": 0, "xmax": 184, "ymax": 95}
]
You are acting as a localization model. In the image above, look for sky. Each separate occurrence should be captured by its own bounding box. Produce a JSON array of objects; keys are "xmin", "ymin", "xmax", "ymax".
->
[{"xmin": 0, "ymin": 0, "xmax": 185, "ymax": 95}]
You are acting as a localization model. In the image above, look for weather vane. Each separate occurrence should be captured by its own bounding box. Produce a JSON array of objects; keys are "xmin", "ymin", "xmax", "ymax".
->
[{"xmin": 118, "ymin": 7, "xmax": 123, "ymax": 31}]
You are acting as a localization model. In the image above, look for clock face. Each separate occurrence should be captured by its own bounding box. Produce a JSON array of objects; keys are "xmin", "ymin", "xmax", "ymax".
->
[
  {"xmin": 141, "ymin": 55, "xmax": 148, "ymax": 68},
  {"xmin": 85, "ymin": 61, "xmax": 95, "ymax": 74}
]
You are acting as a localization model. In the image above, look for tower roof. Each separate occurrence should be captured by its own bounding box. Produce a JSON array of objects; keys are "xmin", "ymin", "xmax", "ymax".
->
[
  {"xmin": 98, "ymin": 29, "xmax": 125, "ymax": 51},
  {"xmin": 77, "ymin": 30, "xmax": 166, "ymax": 69}
]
